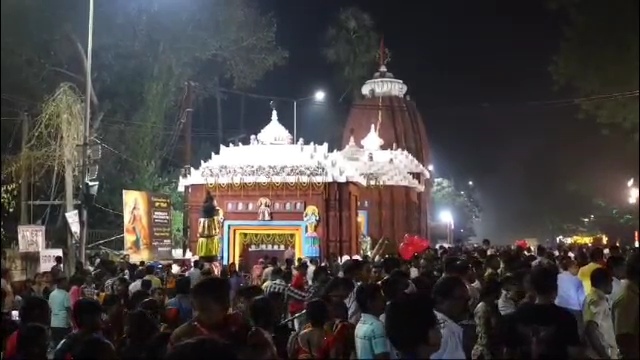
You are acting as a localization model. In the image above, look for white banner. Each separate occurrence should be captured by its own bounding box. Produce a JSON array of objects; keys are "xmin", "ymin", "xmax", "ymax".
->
[
  {"xmin": 39, "ymin": 248, "xmax": 63, "ymax": 273},
  {"xmin": 17, "ymin": 225, "xmax": 45, "ymax": 252},
  {"xmin": 65, "ymin": 210, "xmax": 80, "ymax": 240}
]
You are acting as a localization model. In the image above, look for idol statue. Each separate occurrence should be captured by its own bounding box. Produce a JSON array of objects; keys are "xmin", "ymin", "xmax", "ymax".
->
[
  {"xmin": 197, "ymin": 191, "xmax": 224, "ymax": 259},
  {"xmin": 257, "ymin": 197, "xmax": 272, "ymax": 221},
  {"xmin": 360, "ymin": 233, "xmax": 372, "ymax": 257},
  {"xmin": 303, "ymin": 205, "xmax": 319, "ymax": 235}
]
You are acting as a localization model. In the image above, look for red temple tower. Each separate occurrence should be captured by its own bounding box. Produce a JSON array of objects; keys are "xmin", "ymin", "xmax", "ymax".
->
[{"xmin": 342, "ymin": 62, "xmax": 432, "ymax": 243}]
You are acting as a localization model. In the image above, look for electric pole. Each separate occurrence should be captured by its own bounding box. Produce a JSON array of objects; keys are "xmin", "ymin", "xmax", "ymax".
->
[
  {"xmin": 181, "ymin": 81, "xmax": 195, "ymax": 257},
  {"xmin": 215, "ymin": 77, "xmax": 223, "ymax": 148},
  {"xmin": 64, "ymin": 137, "xmax": 76, "ymax": 275},
  {"xmin": 19, "ymin": 112, "xmax": 30, "ymax": 225},
  {"xmin": 79, "ymin": 0, "xmax": 95, "ymax": 266}
]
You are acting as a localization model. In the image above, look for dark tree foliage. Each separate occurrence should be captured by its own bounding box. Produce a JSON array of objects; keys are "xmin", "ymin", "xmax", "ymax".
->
[
  {"xmin": 431, "ymin": 178, "xmax": 481, "ymax": 239},
  {"xmin": 323, "ymin": 7, "xmax": 381, "ymax": 101},
  {"xmin": 551, "ymin": 0, "xmax": 639, "ymax": 140},
  {"xmin": 1, "ymin": 0, "xmax": 288, "ymax": 236}
]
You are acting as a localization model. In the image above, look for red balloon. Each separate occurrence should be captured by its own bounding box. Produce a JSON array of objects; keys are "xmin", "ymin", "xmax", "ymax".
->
[
  {"xmin": 398, "ymin": 235, "xmax": 431, "ymax": 260},
  {"xmin": 398, "ymin": 241, "xmax": 416, "ymax": 261}
]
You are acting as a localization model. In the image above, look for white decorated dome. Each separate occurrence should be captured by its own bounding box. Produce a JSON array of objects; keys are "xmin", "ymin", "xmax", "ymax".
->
[
  {"xmin": 361, "ymin": 124, "xmax": 384, "ymax": 151},
  {"xmin": 257, "ymin": 109, "xmax": 293, "ymax": 145},
  {"xmin": 361, "ymin": 65, "xmax": 408, "ymax": 98},
  {"xmin": 178, "ymin": 104, "xmax": 428, "ymax": 192}
]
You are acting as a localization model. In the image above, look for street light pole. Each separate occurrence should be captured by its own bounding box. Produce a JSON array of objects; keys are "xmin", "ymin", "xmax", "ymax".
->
[
  {"xmin": 439, "ymin": 210, "xmax": 454, "ymax": 245},
  {"xmin": 628, "ymin": 178, "xmax": 639, "ymax": 247},
  {"xmin": 80, "ymin": 0, "xmax": 95, "ymax": 265},
  {"xmin": 293, "ymin": 100, "xmax": 297, "ymax": 141},
  {"xmin": 292, "ymin": 90, "xmax": 325, "ymax": 142}
]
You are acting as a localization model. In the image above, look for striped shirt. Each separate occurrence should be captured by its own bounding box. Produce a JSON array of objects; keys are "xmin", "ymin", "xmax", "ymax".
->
[
  {"xmin": 263, "ymin": 279, "xmax": 310, "ymax": 301},
  {"xmin": 103, "ymin": 277, "xmax": 119, "ymax": 294},
  {"xmin": 81, "ymin": 284, "xmax": 98, "ymax": 300},
  {"xmin": 346, "ymin": 281, "xmax": 361, "ymax": 324}
]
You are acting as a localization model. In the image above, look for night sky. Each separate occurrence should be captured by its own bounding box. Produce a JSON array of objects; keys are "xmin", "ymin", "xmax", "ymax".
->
[{"xmin": 194, "ymin": 0, "xmax": 637, "ymax": 243}]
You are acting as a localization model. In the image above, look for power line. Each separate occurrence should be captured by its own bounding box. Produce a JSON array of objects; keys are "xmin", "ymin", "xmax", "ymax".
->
[
  {"xmin": 219, "ymin": 87, "xmax": 639, "ymax": 110},
  {"xmin": 95, "ymin": 136, "xmax": 183, "ymax": 168},
  {"xmin": 93, "ymin": 203, "xmax": 122, "ymax": 216}
]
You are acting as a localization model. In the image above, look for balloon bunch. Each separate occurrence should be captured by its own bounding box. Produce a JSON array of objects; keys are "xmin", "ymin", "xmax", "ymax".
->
[
  {"xmin": 398, "ymin": 234, "xmax": 431, "ymax": 261},
  {"xmin": 515, "ymin": 240, "xmax": 528, "ymax": 249}
]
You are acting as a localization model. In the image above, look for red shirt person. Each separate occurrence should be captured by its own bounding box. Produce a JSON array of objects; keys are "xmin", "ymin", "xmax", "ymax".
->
[{"xmin": 288, "ymin": 263, "xmax": 309, "ymax": 318}]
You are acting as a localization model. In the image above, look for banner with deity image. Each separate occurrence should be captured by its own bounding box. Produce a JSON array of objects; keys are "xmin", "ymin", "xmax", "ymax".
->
[
  {"xmin": 17, "ymin": 225, "xmax": 45, "ymax": 252},
  {"xmin": 122, "ymin": 190, "xmax": 173, "ymax": 261}
]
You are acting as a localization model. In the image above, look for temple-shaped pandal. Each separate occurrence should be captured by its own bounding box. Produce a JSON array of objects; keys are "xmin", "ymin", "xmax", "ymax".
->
[
  {"xmin": 179, "ymin": 97, "xmax": 429, "ymax": 265},
  {"xmin": 344, "ymin": 57, "xmax": 432, "ymax": 247}
]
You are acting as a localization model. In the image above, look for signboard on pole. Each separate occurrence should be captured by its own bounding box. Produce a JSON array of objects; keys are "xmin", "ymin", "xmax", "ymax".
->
[
  {"xmin": 122, "ymin": 190, "xmax": 173, "ymax": 261},
  {"xmin": 65, "ymin": 210, "xmax": 81, "ymax": 240},
  {"xmin": 39, "ymin": 248, "xmax": 63, "ymax": 273},
  {"xmin": 17, "ymin": 225, "xmax": 45, "ymax": 252}
]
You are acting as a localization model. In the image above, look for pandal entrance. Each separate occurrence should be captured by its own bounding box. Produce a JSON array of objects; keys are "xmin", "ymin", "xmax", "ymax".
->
[{"xmin": 237, "ymin": 231, "xmax": 297, "ymax": 265}]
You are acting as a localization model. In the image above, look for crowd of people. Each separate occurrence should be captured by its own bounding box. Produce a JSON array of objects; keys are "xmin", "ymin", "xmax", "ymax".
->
[{"xmin": 1, "ymin": 240, "xmax": 638, "ymax": 359}]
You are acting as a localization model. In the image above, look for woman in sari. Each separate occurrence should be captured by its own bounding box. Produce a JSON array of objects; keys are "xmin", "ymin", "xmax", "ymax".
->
[
  {"xmin": 291, "ymin": 297, "xmax": 354, "ymax": 359},
  {"xmin": 292, "ymin": 299, "xmax": 330, "ymax": 359},
  {"xmin": 324, "ymin": 301, "xmax": 355, "ymax": 359}
]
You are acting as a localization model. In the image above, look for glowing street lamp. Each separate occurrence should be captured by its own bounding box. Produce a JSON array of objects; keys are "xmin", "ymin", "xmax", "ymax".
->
[
  {"xmin": 314, "ymin": 90, "xmax": 326, "ymax": 102},
  {"xmin": 468, "ymin": 180, "xmax": 473, "ymax": 186},
  {"xmin": 427, "ymin": 164, "xmax": 434, "ymax": 172},
  {"xmin": 628, "ymin": 178, "xmax": 639, "ymax": 204},
  {"xmin": 628, "ymin": 178, "xmax": 639, "ymax": 248},
  {"xmin": 439, "ymin": 210, "xmax": 454, "ymax": 244},
  {"xmin": 440, "ymin": 210, "xmax": 453, "ymax": 224}
]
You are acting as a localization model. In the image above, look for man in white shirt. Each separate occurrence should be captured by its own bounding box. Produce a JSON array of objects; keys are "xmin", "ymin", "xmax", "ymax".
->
[
  {"xmin": 187, "ymin": 260, "xmax": 202, "ymax": 288},
  {"xmin": 128, "ymin": 269, "xmax": 146, "ymax": 295},
  {"xmin": 531, "ymin": 245, "xmax": 554, "ymax": 268},
  {"xmin": 306, "ymin": 258, "xmax": 317, "ymax": 285},
  {"xmin": 606, "ymin": 255, "xmax": 625, "ymax": 304},
  {"xmin": 430, "ymin": 276, "xmax": 469, "ymax": 359},
  {"xmin": 284, "ymin": 246, "xmax": 295, "ymax": 261}
]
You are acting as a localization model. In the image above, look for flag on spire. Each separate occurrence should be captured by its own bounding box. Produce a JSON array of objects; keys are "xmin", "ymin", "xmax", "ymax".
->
[{"xmin": 379, "ymin": 36, "xmax": 385, "ymax": 67}]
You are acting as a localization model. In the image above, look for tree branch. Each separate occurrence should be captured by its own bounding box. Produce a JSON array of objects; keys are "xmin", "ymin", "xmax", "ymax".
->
[
  {"xmin": 46, "ymin": 66, "xmax": 84, "ymax": 83},
  {"xmin": 66, "ymin": 31, "xmax": 99, "ymax": 108}
]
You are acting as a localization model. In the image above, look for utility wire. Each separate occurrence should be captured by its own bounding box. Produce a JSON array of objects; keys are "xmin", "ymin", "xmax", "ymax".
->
[
  {"xmin": 217, "ymin": 87, "xmax": 639, "ymax": 110},
  {"xmin": 93, "ymin": 203, "xmax": 123, "ymax": 216}
]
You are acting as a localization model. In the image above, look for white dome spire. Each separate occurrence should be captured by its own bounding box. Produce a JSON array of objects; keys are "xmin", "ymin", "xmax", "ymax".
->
[
  {"xmin": 361, "ymin": 124, "xmax": 384, "ymax": 151},
  {"xmin": 361, "ymin": 65, "xmax": 408, "ymax": 98},
  {"xmin": 256, "ymin": 108, "xmax": 293, "ymax": 145}
]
